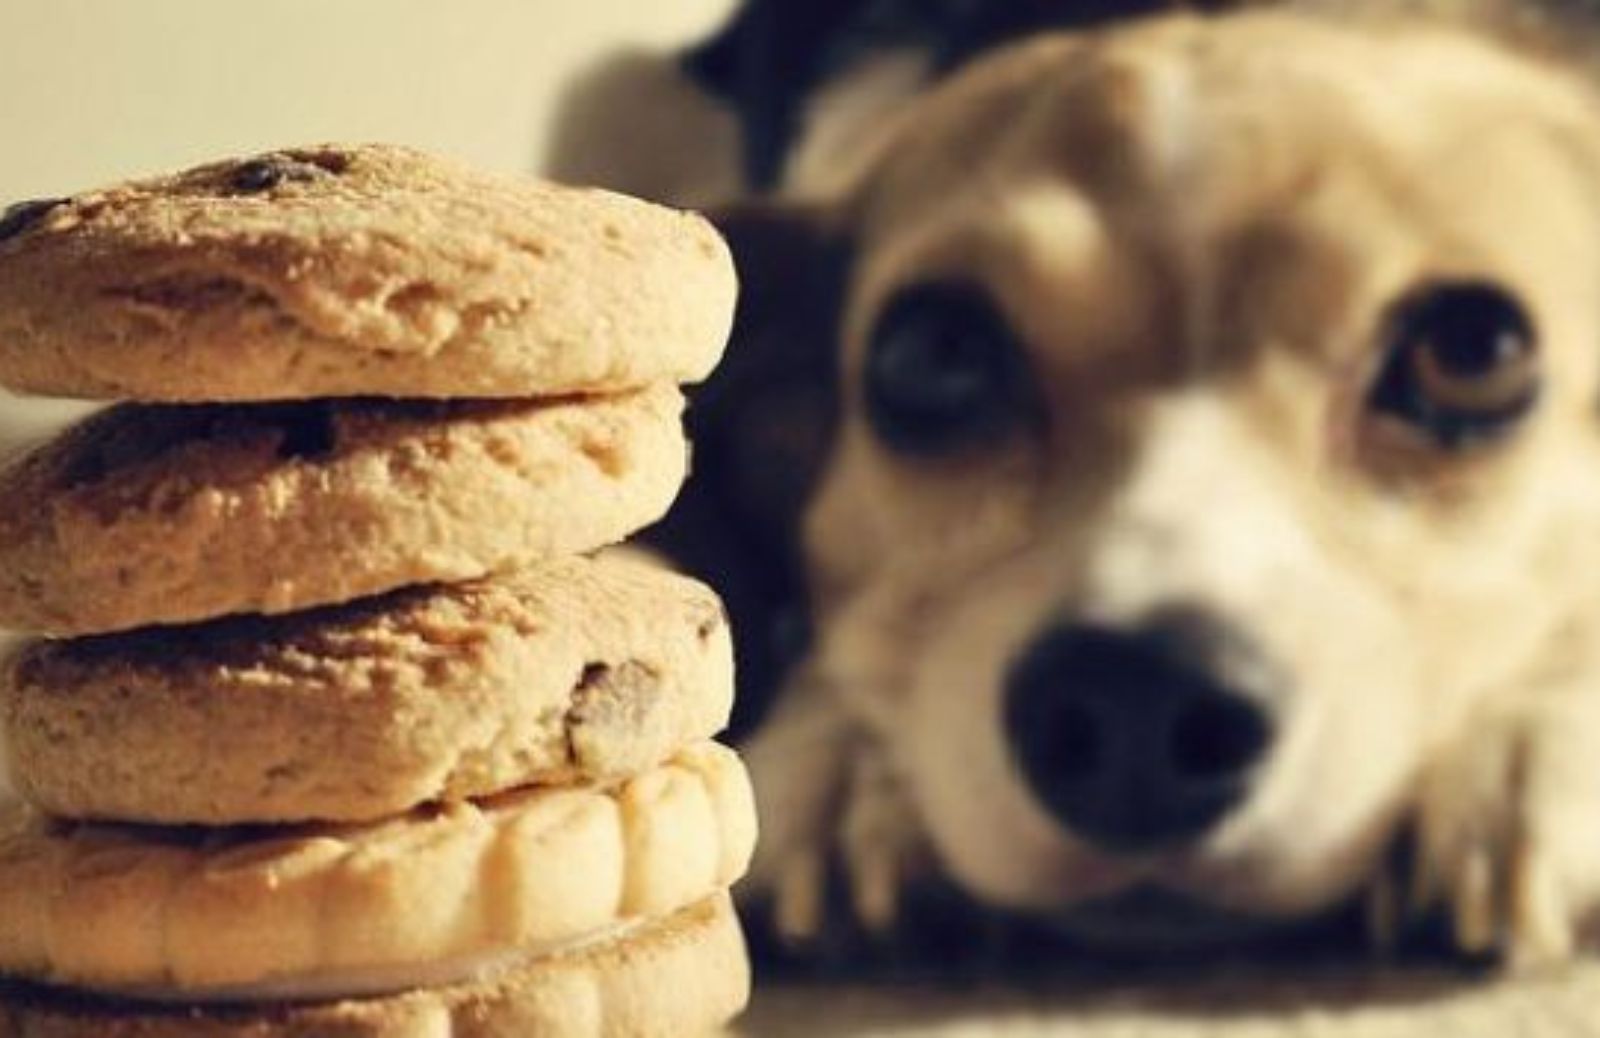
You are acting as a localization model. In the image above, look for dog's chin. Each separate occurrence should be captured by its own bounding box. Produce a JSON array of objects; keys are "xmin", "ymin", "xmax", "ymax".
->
[
  {"xmin": 852, "ymin": 872, "xmax": 1374, "ymax": 977},
  {"xmin": 939, "ymin": 838, "xmax": 1377, "ymax": 957}
]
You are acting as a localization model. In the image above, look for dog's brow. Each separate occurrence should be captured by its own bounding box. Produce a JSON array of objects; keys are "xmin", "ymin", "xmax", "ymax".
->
[{"xmin": 994, "ymin": 188, "xmax": 1108, "ymax": 289}]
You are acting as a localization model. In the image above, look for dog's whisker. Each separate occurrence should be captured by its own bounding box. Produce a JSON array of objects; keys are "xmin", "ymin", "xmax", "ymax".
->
[
  {"xmin": 1452, "ymin": 847, "xmax": 1500, "ymax": 956},
  {"xmin": 775, "ymin": 851, "xmax": 829, "ymax": 946},
  {"xmin": 1508, "ymin": 836, "xmax": 1573, "ymax": 973},
  {"xmin": 850, "ymin": 854, "xmax": 903, "ymax": 935}
]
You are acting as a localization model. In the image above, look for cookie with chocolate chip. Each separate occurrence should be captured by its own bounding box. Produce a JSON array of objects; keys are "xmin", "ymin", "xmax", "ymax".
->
[
  {"xmin": 3, "ymin": 554, "xmax": 735, "ymax": 825},
  {"xmin": 0, "ymin": 144, "xmax": 735, "ymax": 402},
  {"xmin": 0, "ymin": 384, "xmax": 688, "ymax": 634}
]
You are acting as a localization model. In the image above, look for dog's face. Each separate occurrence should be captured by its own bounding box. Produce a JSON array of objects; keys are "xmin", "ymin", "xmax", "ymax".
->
[{"xmin": 777, "ymin": 12, "xmax": 1600, "ymax": 934}]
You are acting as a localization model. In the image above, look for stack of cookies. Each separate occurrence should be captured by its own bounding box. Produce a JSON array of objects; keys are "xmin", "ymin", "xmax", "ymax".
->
[{"xmin": 0, "ymin": 145, "xmax": 755, "ymax": 1036}]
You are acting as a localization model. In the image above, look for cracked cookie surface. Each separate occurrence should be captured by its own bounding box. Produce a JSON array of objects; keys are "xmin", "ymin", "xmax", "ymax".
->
[
  {"xmin": 0, "ymin": 144, "xmax": 734, "ymax": 402},
  {"xmin": 3, "ymin": 554, "xmax": 732, "ymax": 825},
  {"xmin": 0, "ymin": 385, "xmax": 687, "ymax": 635}
]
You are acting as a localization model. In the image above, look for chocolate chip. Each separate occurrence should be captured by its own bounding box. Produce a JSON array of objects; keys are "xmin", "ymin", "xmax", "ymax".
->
[
  {"xmin": 286, "ymin": 148, "xmax": 353, "ymax": 175},
  {"xmin": 576, "ymin": 663, "xmax": 610, "ymax": 692},
  {"xmin": 231, "ymin": 161, "xmax": 284, "ymax": 193},
  {"xmin": 229, "ymin": 155, "xmax": 330, "ymax": 194},
  {"xmin": 0, "ymin": 198, "xmax": 66, "ymax": 243}
]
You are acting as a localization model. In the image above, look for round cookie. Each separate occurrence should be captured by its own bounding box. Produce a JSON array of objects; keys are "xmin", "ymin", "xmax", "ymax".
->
[
  {"xmin": 0, "ymin": 743, "xmax": 756, "ymax": 994},
  {"xmin": 0, "ymin": 144, "xmax": 735, "ymax": 402},
  {"xmin": 0, "ymin": 384, "xmax": 687, "ymax": 636},
  {"xmin": 3, "ymin": 554, "xmax": 734, "ymax": 825},
  {"xmin": 0, "ymin": 894, "xmax": 748, "ymax": 1038}
]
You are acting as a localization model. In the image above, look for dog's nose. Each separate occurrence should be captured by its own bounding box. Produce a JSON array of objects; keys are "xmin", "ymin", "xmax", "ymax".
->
[{"xmin": 1003, "ymin": 608, "xmax": 1278, "ymax": 853}]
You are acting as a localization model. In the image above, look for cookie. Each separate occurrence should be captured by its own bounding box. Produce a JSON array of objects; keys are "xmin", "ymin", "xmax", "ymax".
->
[
  {"xmin": 3, "ymin": 554, "xmax": 734, "ymax": 825},
  {"xmin": 0, "ymin": 385, "xmax": 687, "ymax": 635},
  {"xmin": 0, "ymin": 144, "xmax": 735, "ymax": 402},
  {"xmin": 0, "ymin": 742, "xmax": 755, "ymax": 994},
  {"xmin": 0, "ymin": 893, "xmax": 747, "ymax": 1038}
]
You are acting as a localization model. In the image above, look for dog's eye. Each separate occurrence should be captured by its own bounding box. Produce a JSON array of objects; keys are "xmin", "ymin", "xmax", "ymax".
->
[
  {"xmin": 1368, "ymin": 282, "xmax": 1539, "ymax": 447},
  {"xmin": 865, "ymin": 284, "xmax": 1033, "ymax": 455}
]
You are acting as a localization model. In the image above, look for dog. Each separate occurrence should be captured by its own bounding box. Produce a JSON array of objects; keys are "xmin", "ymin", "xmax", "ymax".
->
[
  {"xmin": 547, "ymin": 0, "xmax": 1262, "ymax": 207},
  {"xmin": 552, "ymin": 0, "xmax": 1600, "ymax": 970}
]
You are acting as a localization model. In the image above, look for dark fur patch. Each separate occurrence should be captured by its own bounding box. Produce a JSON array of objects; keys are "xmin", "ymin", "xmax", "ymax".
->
[
  {"xmin": 645, "ymin": 207, "xmax": 850, "ymax": 737},
  {"xmin": 686, "ymin": 0, "xmax": 1252, "ymax": 188}
]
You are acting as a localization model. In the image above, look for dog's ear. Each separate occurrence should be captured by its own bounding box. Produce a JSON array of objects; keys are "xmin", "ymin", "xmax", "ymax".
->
[
  {"xmin": 683, "ymin": 1, "xmax": 869, "ymax": 188},
  {"xmin": 645, "ymin": 205, "xmax": 850, "ymax": 738},
  {"xmin": 934, "ymin": 0, "xmax": 1272, "ymax": 69}
]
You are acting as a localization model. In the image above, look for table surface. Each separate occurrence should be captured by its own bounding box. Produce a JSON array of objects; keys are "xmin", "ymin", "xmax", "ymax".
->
[{"xmin": 739, "ymin": 962, "xmax": 1600, "ymax": 1036}]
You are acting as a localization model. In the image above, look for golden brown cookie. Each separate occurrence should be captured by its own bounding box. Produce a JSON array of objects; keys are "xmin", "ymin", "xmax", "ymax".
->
[
  {"xmin": 0, "ymin": 743, "xmax": 755, "ymax": 995},
  {"xmin": 0, "ymin": 144, "xmax": 735, "ymax": 402},
  {"xmin": 0, "ymin": 894, "xmax": 748, "ymax": 1038},
  {"xmin": 0, "ymin": 385, "xmax": 687, "ymax": 635},
  {"xmin": 3, "ymin": 555, "xmax": 733, "ymax": 825}
]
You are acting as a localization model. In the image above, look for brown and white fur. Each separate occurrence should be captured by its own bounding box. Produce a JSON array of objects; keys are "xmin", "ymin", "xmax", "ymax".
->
[{"xmin": 553, "ymin": 1, "xmax": 1600, "ymax": 968}]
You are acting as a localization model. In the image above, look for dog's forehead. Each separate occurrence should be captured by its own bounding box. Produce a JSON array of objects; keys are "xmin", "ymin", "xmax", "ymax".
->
[
  {"xmin": 843, "ymin": 12, "xmax": 1600, "ymax": 381},
  {"xmin": 853, "ymin": 13, "xmax": 1599, "ymax": 260}
]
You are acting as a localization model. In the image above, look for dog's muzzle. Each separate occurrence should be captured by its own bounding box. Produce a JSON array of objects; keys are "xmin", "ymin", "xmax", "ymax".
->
[{"xmin": 1003, "ymin": 605, "xmax": 1281, "ymax": 854}]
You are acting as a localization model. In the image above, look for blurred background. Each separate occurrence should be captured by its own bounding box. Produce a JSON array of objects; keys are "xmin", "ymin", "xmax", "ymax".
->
[{"xmin": 0, "ymin": 0, "xmax": 730, "ymax": 450}]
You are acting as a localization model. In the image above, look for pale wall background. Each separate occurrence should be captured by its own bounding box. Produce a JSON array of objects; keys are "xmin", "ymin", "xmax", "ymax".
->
[
  {"xmin": 0, "ymin": 0, "xmax": 731, "ymax": 443},
  {"xmin": 0, "ymin": 1, "xmax": 729, "ymax": 196}
]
